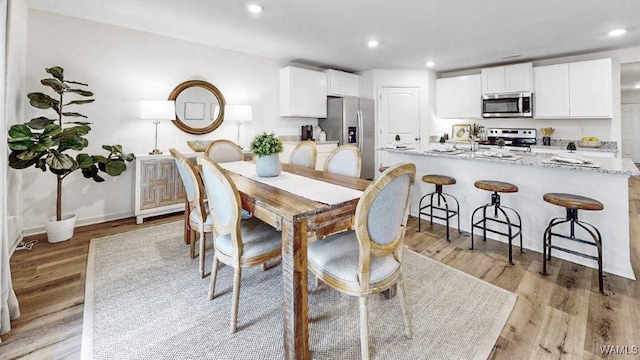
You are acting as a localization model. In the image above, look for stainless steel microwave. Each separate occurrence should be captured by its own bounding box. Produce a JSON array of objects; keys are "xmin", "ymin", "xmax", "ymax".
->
[{"xmin": 482, "ymin": 92, "xmax": 533, "ymax": 118}]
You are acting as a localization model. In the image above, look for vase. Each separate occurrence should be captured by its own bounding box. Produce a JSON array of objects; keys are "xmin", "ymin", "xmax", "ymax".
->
[
  {"xmin": 543, "ymin": 136, "xmax": 551, "ymax": 146},
  {"xmin": 255, "ymin": 154, "xmax": 282, "ymax": 177},
  {"xmin": 44, "ymin": 214, "xmax": 76, "ymax": 243}
]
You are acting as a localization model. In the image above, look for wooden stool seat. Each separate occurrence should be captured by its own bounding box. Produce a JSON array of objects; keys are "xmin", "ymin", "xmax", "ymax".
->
[
  {"xmin": 422, "ymin": 174, "xmax": 456, "ymax": 186},
  {"xmin": 543, "ymin": 193, "xmax": 604, "ymax": 211},
  {"xmin": 474, "ymin": 180, "xmax": 518, "ymax": 193}
]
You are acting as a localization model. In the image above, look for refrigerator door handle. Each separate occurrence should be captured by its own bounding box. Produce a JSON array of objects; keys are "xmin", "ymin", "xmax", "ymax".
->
[{"xmin": 357, "ymin": 110, "xmax": 363, "ymax": 152}]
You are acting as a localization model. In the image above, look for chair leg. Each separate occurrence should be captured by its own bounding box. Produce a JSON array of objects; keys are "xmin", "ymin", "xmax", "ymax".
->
[
  {"xmin": 396, "ymin": 275, "xmax": 413, "ymax": 339},
  {"xmin": 358, "ymin": 296, "xmax": 370, "ymax": 360},
  {"xmin": 230, "ymin": 267, "xmax": 242, "ymax": 333},
  {"xmin": 199, "ymin": 231, "xmax": 206, "ymax": 278},
  {"xmin": 261, "ymin": 263, "xmax": 267, "ymax": 271},
  {"xmin": 208, "ymin": 256, "xmax": 219, "ymax": 300},
  {"xmin": 189, "ymin": 228, "xmax": 196, "ymax": 259}
]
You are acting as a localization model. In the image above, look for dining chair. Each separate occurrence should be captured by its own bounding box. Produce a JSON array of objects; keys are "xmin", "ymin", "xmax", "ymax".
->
[
  {"xmin": 307, "ymin": 163, "xmax": 416, "ymax": 360},
  {"xmin": 205, "ymin": 139, "xmax": 244, "ymax": 163},
  {"xmin": 196, "ymin": 156, "xmax": 282, "ymax": 333},
  {"xmin": 289, "ymin": 141, "xmax": 317, "ymax": 169},
  {"xmin": 323, "ymin": 144, "xmax": 362, "ymax": 178},
  {"xmin": 169, "ymin": 148, "xmax": 212, "ymax": 278}
]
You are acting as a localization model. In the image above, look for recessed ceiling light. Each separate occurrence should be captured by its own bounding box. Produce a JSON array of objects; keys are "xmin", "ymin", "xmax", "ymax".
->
[
  {"xmin": 367, "ymin": 40, "xmax": 379, "ymax": 48},
  {"xmin": 608, "ymin": 28, "xmax": 626, "ymax": 37},
  {"xmin": 247, "ymin": 4, "xmax": 263, "ymax": 13},
  {"xmin": 426, "ymin": 61, "xmax": 435, "ymax": 67},
  {"xmin": 636, "ymin": 84, "xmax": 640, "ymax": 89}
]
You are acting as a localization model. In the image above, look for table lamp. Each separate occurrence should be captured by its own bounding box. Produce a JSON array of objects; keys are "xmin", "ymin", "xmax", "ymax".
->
[
  {"xmin": 225, "ymin": 105, "xmax": 253, "ymax": 147},
  {"xmin": 139, "ymin": 100, "xmax": 176, "ymax": 155}
]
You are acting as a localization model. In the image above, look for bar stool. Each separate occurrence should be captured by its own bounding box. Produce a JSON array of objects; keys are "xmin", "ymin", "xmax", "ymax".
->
[
  {"xmin": 418, "ymin": 175, "xmax": 460, "ymax": 241},
  {"xmin": 470, "ymin": 180, "xmax": 523, "ymax": 264},
  {"xmin": 541, "ymin": 193, "xmax": 606, "ymax": 295}
]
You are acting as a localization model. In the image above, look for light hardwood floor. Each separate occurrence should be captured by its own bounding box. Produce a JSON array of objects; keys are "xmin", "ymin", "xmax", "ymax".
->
[{"xmin": 2, "ymin": 179, "xmax": 639, "ymax": 359}]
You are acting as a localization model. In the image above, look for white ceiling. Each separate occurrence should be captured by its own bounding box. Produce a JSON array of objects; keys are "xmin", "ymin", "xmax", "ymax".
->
[{"xmin": 24, "ymin": 0, "xmax": 640, "ymax": 73}]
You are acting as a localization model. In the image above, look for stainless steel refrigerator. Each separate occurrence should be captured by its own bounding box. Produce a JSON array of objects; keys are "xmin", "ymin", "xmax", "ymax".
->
[{"xmin": 319, "ymin": 97, "xmax": 375, "ymax": 179}]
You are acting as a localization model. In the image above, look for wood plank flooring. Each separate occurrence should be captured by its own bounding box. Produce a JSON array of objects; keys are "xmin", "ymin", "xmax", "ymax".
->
[{"xmin": 2, "ymin": 178, "xmax": 639, "ymax": 359}]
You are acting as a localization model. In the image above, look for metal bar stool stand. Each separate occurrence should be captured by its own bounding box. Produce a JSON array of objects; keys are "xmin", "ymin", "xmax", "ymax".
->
[
  {"xmin": 541, "ymin": 193, "xmax": 606, "ymax": 295},
  {"xmin": 470, "ymin": 180, "xmax": 523, "ymax": 265},
  {"xmin": 418, "ymin": 175, "xmax": 460, "ymax": 241}
]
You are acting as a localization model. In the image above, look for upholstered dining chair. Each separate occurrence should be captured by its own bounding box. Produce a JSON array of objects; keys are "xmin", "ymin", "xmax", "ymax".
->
[
  {"xmin": 289, "ymin": 141, "xmax": 317, "ymax": 169},
  {"xmin": 196, "ymin": 156, "xmax": 282, "ymax": 333},
  {"xmin": 307, "ymin": 163, "xmax": 416, "ymax": 360},
  {"xmin": 170, "ymin": 148, "xmax": 212, "ymax": 278},
  {"xmin": 205, "ymin": 139, "xmax": 244, "ymax": 163},
  {"xmin": 323, "ymin": 144, "xmax": 362, "ymax": 178}
]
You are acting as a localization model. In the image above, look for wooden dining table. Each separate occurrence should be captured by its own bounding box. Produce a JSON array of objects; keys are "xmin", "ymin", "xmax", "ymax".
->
[{"xmin": 222, "ymin": 162, "xmax": 371, "ymax": 360}]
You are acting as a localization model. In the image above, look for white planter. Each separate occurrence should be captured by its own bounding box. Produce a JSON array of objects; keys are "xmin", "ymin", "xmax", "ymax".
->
[
  {"xmin": 255, "ymin": 153, "xmax": 282, "ymax": 177},
  {"xmin": 45, "ymin": 214, "xmax": 76, "ymax": 243}
]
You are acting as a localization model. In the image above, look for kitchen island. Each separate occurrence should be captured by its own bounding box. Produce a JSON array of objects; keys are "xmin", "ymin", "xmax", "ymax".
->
[{"xmin": 382, "ymin": 147, "xmax": 639, "ymax": 280}]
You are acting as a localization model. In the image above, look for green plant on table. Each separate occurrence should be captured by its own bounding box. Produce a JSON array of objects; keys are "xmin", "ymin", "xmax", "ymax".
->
[
  {"xmin": 497, "ymin": 138, "xmax": 506, "ymax": 148},
  {"xmin": 7, "ymin": 66, "xmax": 135, "ymax": 221},
  {"xmin": 395, "ymin": 134, "xmax": 401, "ymax": 141},
  {"xmin": 567, "ymin": 142, "xmax": 577, "ymax": 151},
  {"xmin": 250, "ymin": 132, "xmax": 283, "ymax": 157},
  {"xmin": 439, "ymin": 136, "xmax": 446, "ymax": 144}
]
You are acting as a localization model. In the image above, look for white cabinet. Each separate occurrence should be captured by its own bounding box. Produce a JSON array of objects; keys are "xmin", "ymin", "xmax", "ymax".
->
[
  {"xmin": 280, "ymin": 142, "xmax": 338, "ymax": 170},
  {"xmin": 436, "ymin": 74, "xmax": 481, "ymax": 119},
  {"xmin": 534, "ymin": 64, "xmax": 570, "ymax": 117},
  {"xmin": 280, "ymin": 66, "xmax": 327, "ymax": 118},
  {"xmin": 533, "ymin": 58, "xmax": 612, "ymax": 119},
  {"xmin": 481, "ymin": 62, "xmax": 533, "ymax": 94},
  {"xmin": 325, "ymin": 69, "xmax": 360, "ymax": 97}
]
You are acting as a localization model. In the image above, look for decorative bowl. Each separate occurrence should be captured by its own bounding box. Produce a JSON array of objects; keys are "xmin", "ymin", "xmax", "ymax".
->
[{"xmin": 187, "ymin": 140, "xmax": 212, "ymax": 152}]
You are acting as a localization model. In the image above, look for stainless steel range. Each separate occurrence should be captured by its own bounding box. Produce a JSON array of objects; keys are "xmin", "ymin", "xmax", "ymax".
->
[{"xmin": 485, "ymin": 128, "xmax": 537, "ymax": 147}]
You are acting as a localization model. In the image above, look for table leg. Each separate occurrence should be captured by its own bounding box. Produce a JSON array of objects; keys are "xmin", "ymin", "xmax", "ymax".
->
[{"xmin": 282, "ymin": 219, "xmax": 309, "ymax": 360}]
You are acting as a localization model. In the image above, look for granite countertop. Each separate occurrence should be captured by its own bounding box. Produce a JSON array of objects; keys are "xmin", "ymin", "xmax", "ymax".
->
[
  {"xmin": 529, "ymin": 145, "xmax": 618, "ymax": 153},
  {"xmin": 282, "ymin": 140, "xmax": 339, "ymax": 145},
  {"xmin": 380, "ymin": 146, "xmax": 640, "ymax": 176}
]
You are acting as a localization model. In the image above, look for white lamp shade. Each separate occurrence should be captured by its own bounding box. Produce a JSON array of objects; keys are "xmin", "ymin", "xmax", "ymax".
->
[
  {"xmin": 139, "ymin": 100, "xmax": 176, "ymax": 120},
  {"xmin": 225, "ymin": 104, "xmax": 253, "ymax": 122}
]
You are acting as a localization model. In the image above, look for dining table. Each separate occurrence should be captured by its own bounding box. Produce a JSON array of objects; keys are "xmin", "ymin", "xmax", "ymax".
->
[{"xmin": 219, "ymin": 161, "xmax": 371, "ymax": 360}]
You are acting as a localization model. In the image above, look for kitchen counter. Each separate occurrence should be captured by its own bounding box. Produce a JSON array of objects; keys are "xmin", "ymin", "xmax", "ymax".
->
[
  {"xmin": 282, "ymin": 140, "xmax": 339, "ymax": 145},
  {"xmin": 529, "ymin": 144, "xmax": 618, "ymax": 154},
  {"xmin": 380, "ymin": 146, "xmax": 637, "ymax": 280}
]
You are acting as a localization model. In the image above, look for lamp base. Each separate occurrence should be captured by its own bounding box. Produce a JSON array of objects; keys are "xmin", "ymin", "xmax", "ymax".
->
[{"xmin": 149, "ymin": 149, "xmax": 162, "ymax": 155}]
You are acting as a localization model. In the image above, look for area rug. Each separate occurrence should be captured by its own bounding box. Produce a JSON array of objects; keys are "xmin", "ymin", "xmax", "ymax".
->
[{"xmin": 81, "ymin": 221, "xmax": 516, "ymax": 360}]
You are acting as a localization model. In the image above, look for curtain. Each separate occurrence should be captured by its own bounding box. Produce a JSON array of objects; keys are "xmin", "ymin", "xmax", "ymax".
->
[{"xmin": 1, "ymin": 0, "xmax": 21, "ymax": 340}]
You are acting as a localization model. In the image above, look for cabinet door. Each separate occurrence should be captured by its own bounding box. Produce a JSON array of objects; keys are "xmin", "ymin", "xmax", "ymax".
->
[
  {"xmin": 436, "ymin": 77, "xmax": 460, "ymax": 118},
  {"xmin": 569, "ymin": 59, "xmax": 612, "ymax": 118},
  {"xmin": 280, "ymin": 67, "xmax": 327, "ymax": 118},
  {"xmin": 140, "ymin": 159, "xmax": 177, "ymax": 210},
  {"xmin": 505, "ymin": 63, "xmax": 533, "ymax": 92},
  {"xmin": 458, "ymin": 75, "xmax": 482, "ymax": 118},
  {"xmin": 326, "ymin": 70, "xmax": 359, "ymax": 97},
  {"xmin": 481, "ymin": 67, "xmax": 505, "ymax": 94},
  {"xmin": 534, "ymin": 64, "xmax": 570, "ymax": 118}
]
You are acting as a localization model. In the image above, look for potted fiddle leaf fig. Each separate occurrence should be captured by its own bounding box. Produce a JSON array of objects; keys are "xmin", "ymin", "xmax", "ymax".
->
[
  {"xmin": 7, "ymin": 66, "xmax": 135, "ymax": 243},
  {"xmin": 250, "ymin": 132, "xmax": 283, "ymax": 177}
]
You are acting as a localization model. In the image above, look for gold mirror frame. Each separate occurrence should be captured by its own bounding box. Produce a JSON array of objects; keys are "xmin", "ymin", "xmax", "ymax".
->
[{"xmin": 168, "ymin": 80, "xmax": 226, "ymax": 135}]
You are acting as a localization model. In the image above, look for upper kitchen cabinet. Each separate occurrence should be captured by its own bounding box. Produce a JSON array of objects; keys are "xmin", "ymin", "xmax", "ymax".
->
[
  {"xmin": 481, "ymin": 62, "xmax": 533, "ymax": 94},
  {"xmin": 534, "ymin": 58, "xmax": 612, "ymax": 119},
  {"xmin": 325, "ymin": 69, "xmax": 360, "ymax": 97},
  {"xmin": 436, "ymin": 74, "xmax": 481, "ymax": 119},
  {"xmin": 280, "ymin": 66, "xmax": 327, "ymax": 118}
]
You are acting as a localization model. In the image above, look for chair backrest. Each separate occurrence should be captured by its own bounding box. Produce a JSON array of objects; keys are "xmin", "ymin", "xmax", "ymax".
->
[
  {"xmin": 289, "ymin": 141, "xmax": 317, "ymax": 169},
  {"xmin": 205, "ymin": 139, "xmax": 243, "ymax": 163},
  {"xmin": 355, "ymin": 162, "xmax": 415, "ymax": 260},
  {"xmin": 197, "ymin": 157, "xmax": 244, "ymax": 253},
  {"xmin": 170, "ymin": 148, "xmax": 206, "ymax": 222},
  {"xmin": 323, "ymin": 145, "xmax": 362, "ymax": 178}
]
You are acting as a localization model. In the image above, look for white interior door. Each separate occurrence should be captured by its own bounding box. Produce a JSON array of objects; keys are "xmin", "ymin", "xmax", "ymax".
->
[
  {"xmin": 377, "ymin": 87, "xmax": 420, "ymax": 170},
  {"xmin": 622, "ymin": 104, "xmax": 640, "ymax": 162}
]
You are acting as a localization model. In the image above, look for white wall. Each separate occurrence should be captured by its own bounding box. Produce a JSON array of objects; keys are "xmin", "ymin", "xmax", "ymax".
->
[
  {"xmin": 622, "ymin": 90, "xmax": 640, "ymax": 104},
  {"xmin": 22, "ymin": 10, "xmax": 306, "ymax": 233},
  {"xmin": 5, "ymin": 0, "xmax": 27, "ymax": 251}
]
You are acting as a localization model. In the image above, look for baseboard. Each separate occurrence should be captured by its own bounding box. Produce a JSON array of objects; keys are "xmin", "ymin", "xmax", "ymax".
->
[{"xmin": 22, "ymin": 211, "xmax": 134, "ymax": 236}]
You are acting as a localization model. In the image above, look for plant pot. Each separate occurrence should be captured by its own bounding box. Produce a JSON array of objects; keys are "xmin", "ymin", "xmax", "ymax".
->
[
  {"xmin": 45, "ymin": 214, "xmax": 76, "ymax": 243},
  {"xmin": 543, "ymin": 136, "xmax": 551, "ymax": 146},
  {"xmin": 255, "ymin": 154, "xmax": 282, "ymax": 177}
]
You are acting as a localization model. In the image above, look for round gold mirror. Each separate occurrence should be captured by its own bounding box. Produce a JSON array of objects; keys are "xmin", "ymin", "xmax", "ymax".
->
[{"xmin": 168, "ymin": 80, "xmax": 226, "ymax": 134}]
